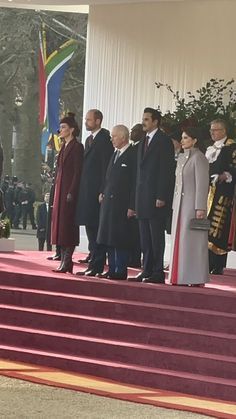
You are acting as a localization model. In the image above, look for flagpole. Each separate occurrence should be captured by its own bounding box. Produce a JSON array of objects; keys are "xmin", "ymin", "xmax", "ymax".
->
[{"xmin": 42, "ymin": 22, "xmax": 47, "ymax": 63}]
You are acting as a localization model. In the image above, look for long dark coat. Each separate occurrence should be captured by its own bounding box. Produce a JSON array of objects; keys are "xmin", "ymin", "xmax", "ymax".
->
[
  {"xmin": 76, "ymin": 128, "xmax": 113, "ymax": 227},
  {"xmin": 135, "ymin": 129, "xmax": 175, "ymax": 219},
  {"xmin": 51, "ymin": 139, "xmax": 84, "ymax": 246},
  {"xmin": 97, "ymin": 145, "xmax": 136, "ymax": 249}
]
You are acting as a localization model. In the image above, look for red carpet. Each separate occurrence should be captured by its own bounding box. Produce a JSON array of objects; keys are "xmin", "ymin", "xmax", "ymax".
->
[{"xmin": 0, "ymin": 251, "xmax": 236, "ymax": 404}]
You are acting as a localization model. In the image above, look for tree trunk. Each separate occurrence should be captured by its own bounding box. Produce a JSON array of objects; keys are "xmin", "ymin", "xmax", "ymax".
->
[
  {"xmin": 14, "ymin": 70, "xmax": 42, "ymax": 199},
  {"xmin": 0, "ymin": 81, "xmax": 14, "ymax": 177}
]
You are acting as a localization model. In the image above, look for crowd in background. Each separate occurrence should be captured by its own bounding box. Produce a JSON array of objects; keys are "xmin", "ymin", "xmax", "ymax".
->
[{"xmin": 1, "ymin": 176, "xmax": 37, "ymax": 230}]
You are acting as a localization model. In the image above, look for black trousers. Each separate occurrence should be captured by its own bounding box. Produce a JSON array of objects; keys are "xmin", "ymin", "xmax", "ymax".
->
[
  {"xmin": 107, "ymin": 247, "xmax": 129, "ymax": 277},
  {"xmin": 22, "ymin": 204, "xmax": 36, "ymax": 229},
  {"xmin": 13, "ymin": 205, "xmax": 21, "ymax": 227},
  {"xmin": 85, "ymin": 225, "xmax": 106, "ymax": 273},
  {"xmin": 128, "ymin": 218, "xmax": 142, "ymax": 268},
  {"xmin": 139, "ymin": 211, "xmax": 166, "ymax": 277},
  {"xmin": 209, "ymin": 250, "xmax": 228, "ymax": 271},
  {"xmin": 38, "ymin": 238, "xmax": 52, "ymax": 251}
]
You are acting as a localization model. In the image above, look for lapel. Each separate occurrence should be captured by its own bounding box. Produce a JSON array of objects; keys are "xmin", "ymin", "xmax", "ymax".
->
[
  {"xmin": 84, "ymin": 130, "xmax": 102, "ymax": 157},
  {"xmin": 112, "ymin": 145, "xmax": 131, "ymax": 168},
  {"xmin": 62, "ymin": 139, "xmax": 75, "ymax": 163},
  {"xmin": 179, "ymin": 149, "xmax": 191, "ymax": 173},
  {"xmin": 84, "ymin": 135, "xmax": 93, "ymax": 157},
  {"xmin": 141, "ymin": 130, "xmax": 159, "ymax": 163}
]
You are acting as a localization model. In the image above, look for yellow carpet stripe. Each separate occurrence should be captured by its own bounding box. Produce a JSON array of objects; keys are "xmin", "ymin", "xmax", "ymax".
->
[
  {"xmin": 0, "ymin": 360, "xmax": 38, "ymax": 371},
  {"xmin": 1, "ymin": 359, "xmax": 236, "ymax": 417},
  {"xmin": 21, "ymin": 371, "xmax": 152, "ymax": 394},
  {"xmin": 142, "ymin": 396, "xmax": 236, "ymax": 415}
]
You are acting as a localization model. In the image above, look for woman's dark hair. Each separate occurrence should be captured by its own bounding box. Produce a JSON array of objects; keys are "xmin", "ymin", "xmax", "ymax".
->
[
  {"xmin": 183, "ymin": 126, "xmax": 199, "ymax": 140},
  {"xmin": 60, "ymin": 112, "xmax": 80, "ymax": 138},
  {"xmin": 183, "ymin": 126, "xmax": 206, "ymax": 153}
]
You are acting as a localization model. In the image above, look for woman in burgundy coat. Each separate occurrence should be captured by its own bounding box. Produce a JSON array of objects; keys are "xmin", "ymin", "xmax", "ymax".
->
[{"xmin": 51, "ymin": 113, "xmax": 84, "ymax": 273}]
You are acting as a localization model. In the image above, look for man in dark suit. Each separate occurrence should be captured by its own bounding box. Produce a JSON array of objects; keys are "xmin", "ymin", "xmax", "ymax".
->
[
  {"xmin": 36, "ymin": 192, "xmax": 52, "ymax": 251},
  {"xmin": 96, "ymin": 125, "xmax": 136, "ymax": 279},
  {"xmin": 129, "ymin": 107, "xmax": 175, "ymax": 284},
  {"xmin": 75, "ymin": 109, "xmax": 114, "ymax": 276}
]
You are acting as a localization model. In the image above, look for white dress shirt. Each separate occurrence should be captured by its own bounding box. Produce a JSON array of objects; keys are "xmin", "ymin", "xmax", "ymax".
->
[{"xmin": 205, "ymin": 137, "xmax": 227, "ymax": 164}]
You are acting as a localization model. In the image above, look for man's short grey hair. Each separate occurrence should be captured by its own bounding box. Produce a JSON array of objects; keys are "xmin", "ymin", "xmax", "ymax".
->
[
  {"xmin": 113, "ymin": 125, "xmax": 130, "ymax": 140},
  {"xmin": 210, "ymin": 119, "xmax": 227, "ymax": 130}
]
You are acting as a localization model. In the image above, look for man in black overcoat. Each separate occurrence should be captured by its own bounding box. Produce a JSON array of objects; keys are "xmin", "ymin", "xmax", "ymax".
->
[
  {"xmin": 97, "ymin": 125, "xmax": 136, "ymax": 279},
  {"xmin": 75, "ymin": 109, "xmax": 114, "ymax": 276},
  {"xmin": 129, "ymin": 107, "xmax": 175, "ymax": 284}
]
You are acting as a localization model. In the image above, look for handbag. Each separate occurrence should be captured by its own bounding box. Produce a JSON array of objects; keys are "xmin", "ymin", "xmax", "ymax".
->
[{"xmin": 189, "ymin": 218, "xmax": 211, "ymax": 231}]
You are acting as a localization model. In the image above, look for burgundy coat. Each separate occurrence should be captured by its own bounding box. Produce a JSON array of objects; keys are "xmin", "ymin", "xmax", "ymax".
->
[{"xmin": 51, "ymin": 139, "xmax": 84, "ymax": 246}]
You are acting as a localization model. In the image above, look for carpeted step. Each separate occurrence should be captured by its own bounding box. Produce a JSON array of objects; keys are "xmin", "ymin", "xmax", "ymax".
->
[
  {"xmin": 0, "ymin": 344, "xmax": 235, "ymax": 402},
  {"xmin": 1, "ymin": 325, "xmax": 236, "ymax": 379},
  {"xmin": 1, "ymin": 305, "xmax": 236, "ymax": 357},
  {"xmin": 0, "ymin": 287, "xmax": 236, "ymax": 334},
  {"xmin": 1, "ymin": 272, "xmax": 236, "ymax": 314}
]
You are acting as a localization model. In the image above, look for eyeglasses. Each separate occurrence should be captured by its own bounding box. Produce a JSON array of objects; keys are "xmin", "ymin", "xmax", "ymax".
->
[{"xmin": 210, "ymin": 128, "xmax": 224, "ymax": 132}]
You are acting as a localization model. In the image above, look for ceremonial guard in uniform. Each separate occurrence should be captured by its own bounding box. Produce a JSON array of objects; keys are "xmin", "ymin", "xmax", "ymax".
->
[{"xmin": 206, "ymin": 119, "xmax": 236, "ymax": 274}]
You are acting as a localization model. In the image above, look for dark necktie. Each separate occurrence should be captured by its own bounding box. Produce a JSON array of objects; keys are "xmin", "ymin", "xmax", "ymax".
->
[
  {"xmin": 114, "ymin": 150, "xmax": 121, "ymax": 164},
  {"xmin": 144, "ymin": 135, "xmax": 150, "ymax": 154},
  {"xmin": 88, "ymin": 134, "xmax": 94, "ymax": 148}
]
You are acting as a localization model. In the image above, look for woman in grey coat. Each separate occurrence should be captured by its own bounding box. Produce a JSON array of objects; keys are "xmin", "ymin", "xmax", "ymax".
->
[{"xmin": 168, "ymin": 127, "xmax": 209, "ymax": 286}]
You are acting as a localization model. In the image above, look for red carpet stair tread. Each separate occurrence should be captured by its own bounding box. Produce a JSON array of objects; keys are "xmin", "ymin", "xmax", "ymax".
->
[{"xmin": 0, "ymin": 256, "xmax": 236, "ymax": 402}]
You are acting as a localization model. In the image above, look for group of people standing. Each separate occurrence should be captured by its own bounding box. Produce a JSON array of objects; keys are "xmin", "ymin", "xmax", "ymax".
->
[
  {"xmin": 1, "ymin": 176, "xmax": 37, "ymax": 230},
  {"xmin": 49, "ymin": 109, "xmax": 236, "ymax": 287}
]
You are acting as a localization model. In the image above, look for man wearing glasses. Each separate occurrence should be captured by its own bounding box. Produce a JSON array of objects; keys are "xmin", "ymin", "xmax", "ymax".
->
[{"xmin": 206, "ymin": 119, "xmax": 236, "ymax": 274}]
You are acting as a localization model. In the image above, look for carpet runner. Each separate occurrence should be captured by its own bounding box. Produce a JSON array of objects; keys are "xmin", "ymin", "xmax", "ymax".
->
[
  {"xmin": 0, "ymin": 251, "xmax": 235, "ymax": 407},
  {"xmin": 0, "ymin": 359, "xmax": 236, "ymax": 419}
]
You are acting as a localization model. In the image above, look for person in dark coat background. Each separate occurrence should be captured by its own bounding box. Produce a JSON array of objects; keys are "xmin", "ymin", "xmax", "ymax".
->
[
  {"xmin": 36, "ymin": 192, "xmax": 52, "ymax": 251},
  {"xmin": 128, "ymin": 123, "xmax": 145, "ymax": 268},
  {"xmin": 75, "ymin": 109, "xmax": 114, "ymax": 276},
  {"xmin": 51, "ymin": 113, "xmax": 84, "ymax": 273},
  {"xmin": 97, "ymin": 125, "xmax": 136, "ymax": 279},
  {"xmin": 129, "ymin": 107, "xmax": 175, "ymax": 284}
]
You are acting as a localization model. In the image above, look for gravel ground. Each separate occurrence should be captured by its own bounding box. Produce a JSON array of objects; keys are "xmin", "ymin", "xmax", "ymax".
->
[{"xmin": 0, "ymin": 376, "xmax": 212, "ymax": 419}]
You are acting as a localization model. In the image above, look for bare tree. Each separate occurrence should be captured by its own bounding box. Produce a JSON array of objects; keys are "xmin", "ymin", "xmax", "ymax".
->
[{"xmin": 0, "ymin": 8, "xmax": 87, "ymax": 196}]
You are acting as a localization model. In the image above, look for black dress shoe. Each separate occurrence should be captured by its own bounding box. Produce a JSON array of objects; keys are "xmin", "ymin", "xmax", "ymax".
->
[
  {"xmin": 142, "ymin": 273, "xmax": 165, "ymax": 284},
  {"xmin": 127, "ymin": 272, "xmax": 150, "ymax": 282},
  {"xmin": 75, "ymin": 269, "xmax": 89, "ymax": 276},
  {"xmin": 96, "ymin": 271, "xmax": 113, "ymax": 278},
  {"xmin": 47, "ymin": 255, "xmax": 61, "ymax": 261},
  {"xmin": 85, "ymin": 269, "xmax": 101, "ymax": 277},
  {"xmin": 78, "ymin": 254, "xmax": 91, "ymax": 264},
  {"xmin": 76, "ymin": 269, "xmax": 99, "ymax": 277},
  {"xmin": 210, "ymin": 268, "xmax": 224, "ymax": 275},
  {"xmin": 52, "ymin": 262, "xmax": 73, "ymax": 274}
]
